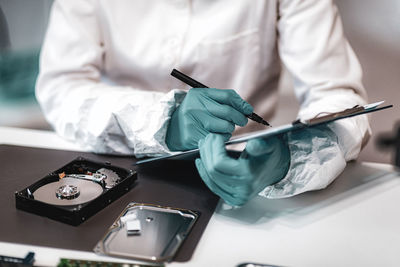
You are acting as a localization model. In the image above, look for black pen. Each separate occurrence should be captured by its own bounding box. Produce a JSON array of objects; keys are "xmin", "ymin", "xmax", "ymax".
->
[{"xmin": 171, "ymin": 69, "xmax": 271, "ymax": 127}]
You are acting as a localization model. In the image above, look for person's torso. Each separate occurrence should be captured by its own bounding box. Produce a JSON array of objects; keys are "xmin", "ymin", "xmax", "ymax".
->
[{"xmin": 98, "ymin": 0, "xmax": 282, "ymax": 132}]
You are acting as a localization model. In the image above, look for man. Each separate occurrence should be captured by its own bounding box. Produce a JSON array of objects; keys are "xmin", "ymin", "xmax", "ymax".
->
[{"xmin": 36, "ymin": 0, "xmax": 370, "ymax": 206}]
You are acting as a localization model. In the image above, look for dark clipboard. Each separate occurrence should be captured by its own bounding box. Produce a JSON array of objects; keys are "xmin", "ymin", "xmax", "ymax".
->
[{"xmin": 136, "ymin": 101, "xmax": 393, "ymax": 165}]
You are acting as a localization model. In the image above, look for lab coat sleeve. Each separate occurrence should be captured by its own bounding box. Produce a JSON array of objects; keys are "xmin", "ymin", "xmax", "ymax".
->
[
  {"xmin": 36, "ymin": 0, "xmax": 185, "ymax": 157},
  {"xmin": 259, "ymin": 0, "xmax": 371, "ymax": 198}
]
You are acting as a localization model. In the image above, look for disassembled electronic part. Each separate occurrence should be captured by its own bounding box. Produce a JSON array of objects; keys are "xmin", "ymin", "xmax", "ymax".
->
[
  {"xmin": 126, "ymin": 219, "xmax": 141, "ymax": 235},
  {"xmin": 33, "ymin": 177, "xmax": 103, "ymax": 206},
  {"xmin": 61, "ymin": 172, "xmax": 107, "ymax": 184},
  {"xmin": 97, "ymin": 168, "xmax": 120, "ymax": 189},
  {"xmin": 121, "ymin": 212, "xmax": 138, "ymax": 223},
  {"xmin": 56, "ymin": 184, "xmax": 80, "ymax": 200},
  {"xmin": 58, "ymin": 258, "xmax": 164, "ymax": 267},
  {"xmin": 15, "ymin": 157, "xmax": 137, "ymax": 225},
  {"xmin": 95, "ymin": 203, "xmax": 199, "ymax": 263},
  {"xmin": 0, "ymin": 252, "xmax": 35, "ymax": 266}
]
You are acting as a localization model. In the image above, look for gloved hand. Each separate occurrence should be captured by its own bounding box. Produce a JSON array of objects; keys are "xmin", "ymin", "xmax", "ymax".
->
[
  {"xmin": 195, "ymin": 133, "xmax": 290, "ymax": 206},
  {"xmin": 166, "ymin": 88, "xmax": 253, "ymax": 151}
]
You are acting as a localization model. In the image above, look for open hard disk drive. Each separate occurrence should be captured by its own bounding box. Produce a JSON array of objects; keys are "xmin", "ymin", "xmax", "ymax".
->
[{"xmin": 15, "ymin": 157, "xmax": 137, "ymax": 226}]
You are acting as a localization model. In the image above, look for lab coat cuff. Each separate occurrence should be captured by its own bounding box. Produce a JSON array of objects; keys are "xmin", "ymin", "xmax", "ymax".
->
[
  {"xmin": 259, "ymin": 124, "xmax": 347, "ymax": 199},
  {"xmin": 133, "ymin": 89, "xmax": 187, "ymax": 158}
]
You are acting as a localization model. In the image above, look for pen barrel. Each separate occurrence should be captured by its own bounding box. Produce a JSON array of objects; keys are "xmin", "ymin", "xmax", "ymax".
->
[
  {"xmin": 170, "ymin": 68, "xmax": 271, "ymax": 127},
  {"xmin": 247, "ymin": 113, "xmax": 263, "ymax": 123},
  {"xmin": 171, "ymin": 69, "xmax": 208, "ymax": 88}
]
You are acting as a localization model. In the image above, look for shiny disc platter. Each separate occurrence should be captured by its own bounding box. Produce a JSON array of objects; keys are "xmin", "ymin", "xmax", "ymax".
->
[{"xmin": 33, "ymin": 177, "xmax": 103, "ymax": 206}]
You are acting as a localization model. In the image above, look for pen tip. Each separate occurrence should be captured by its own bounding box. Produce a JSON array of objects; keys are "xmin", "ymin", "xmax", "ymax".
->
[{"xmin": 262, "ymin": 120, "xmax": 271, "ymax": 127}]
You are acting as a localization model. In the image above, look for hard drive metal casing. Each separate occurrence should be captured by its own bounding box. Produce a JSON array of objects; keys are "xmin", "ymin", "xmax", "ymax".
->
[
  {"xmin": 95, "ymin": 203, "xmax": 199, "ymax": 263},
  {"xmin": 15, "ymin": 157, "xmax": 137, "ymax": 226}
]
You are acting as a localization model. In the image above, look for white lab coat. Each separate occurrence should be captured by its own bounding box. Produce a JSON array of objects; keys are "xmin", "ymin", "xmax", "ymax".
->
[{"xmin": 36, "ymin": 0, "xmax": 370, "ymax": 198}]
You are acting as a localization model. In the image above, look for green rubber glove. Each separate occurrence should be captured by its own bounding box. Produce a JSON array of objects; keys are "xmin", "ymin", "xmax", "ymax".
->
[
  {"xmin": 195, "ymin": 133, "xmax": 290, "ymax": 206},
  {"xmin": 166, "ymin": 88, "xmax": 253, "ymax": 151}
]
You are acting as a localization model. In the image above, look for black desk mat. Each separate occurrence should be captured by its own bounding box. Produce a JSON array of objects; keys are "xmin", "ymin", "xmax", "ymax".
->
[{"xmin": 0, "ymin": 145, "xmax": 219, "ymax": 262}]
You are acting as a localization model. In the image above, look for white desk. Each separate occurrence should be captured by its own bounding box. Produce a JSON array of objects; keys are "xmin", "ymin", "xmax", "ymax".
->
[{"xmin": 1, "ymin": 126, "xmax": 400, "ymax": 267}]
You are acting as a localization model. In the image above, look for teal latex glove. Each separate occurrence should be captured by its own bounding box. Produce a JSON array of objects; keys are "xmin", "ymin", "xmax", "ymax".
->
[
  {"xmin": 195, "ymin": 133, "xmax": 290, "ymax": 206},
  {"xmin": 166, "ymin": 88, "xmax": 253, "ymax": 151}
]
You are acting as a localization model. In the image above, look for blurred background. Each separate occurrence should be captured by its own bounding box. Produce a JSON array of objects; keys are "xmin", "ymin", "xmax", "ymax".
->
[
  {"xmin": 0, "ymin": 0, "xmax": 399, "ymax": 164},
  {"xmin": 0, "ymin": 0, "xmax": 52, "ymax": 129}
]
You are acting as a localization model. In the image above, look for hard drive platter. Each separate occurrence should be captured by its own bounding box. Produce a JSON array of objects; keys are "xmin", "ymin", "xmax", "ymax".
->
[
  {"xmin": 33, "ymin": 177, "xmax": 104, "ymax": 206},
  {"xmin": 15, "ymin": 157, "xmax": 137, "ymax": 226}
]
